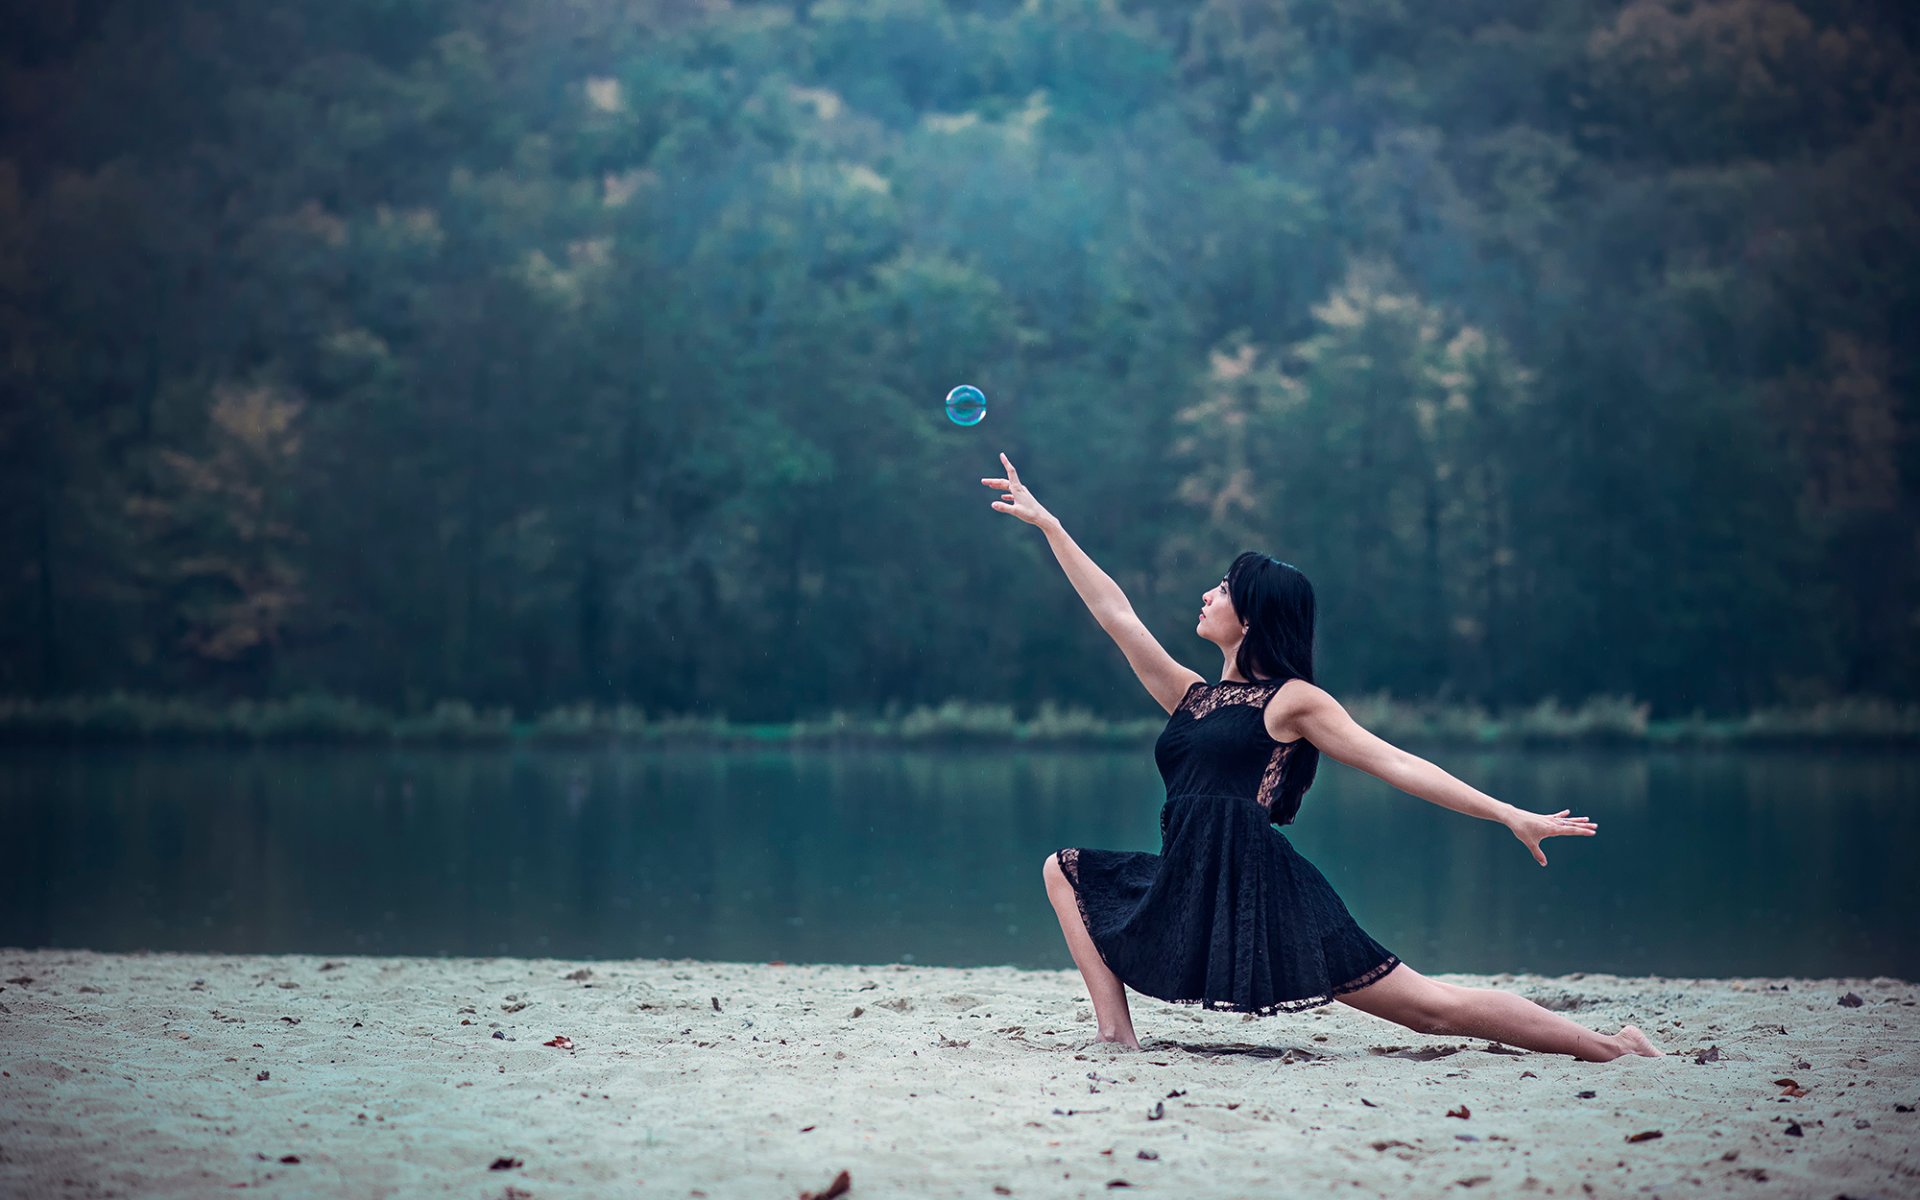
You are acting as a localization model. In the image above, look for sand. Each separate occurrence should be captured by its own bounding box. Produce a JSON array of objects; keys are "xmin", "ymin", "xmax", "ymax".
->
[{"xmin": 1, "ymin": 949, "xmax": 1915, "ymax": 1199}]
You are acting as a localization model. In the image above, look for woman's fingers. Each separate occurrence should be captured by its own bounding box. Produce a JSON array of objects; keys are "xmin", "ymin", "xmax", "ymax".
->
[
  {"xmin": 1517, "ymin": 808, "xmax": 1600, "ymax": 865},
  {"xmin": 982, "ymin": 476, "xmax": 1027, "ymax": 503}
]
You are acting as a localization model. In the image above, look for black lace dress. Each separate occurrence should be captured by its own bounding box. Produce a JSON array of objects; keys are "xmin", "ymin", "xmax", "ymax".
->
[{"xmin": 1052, "ymin": 678, "xmax": 1401, "ymax": 1015}]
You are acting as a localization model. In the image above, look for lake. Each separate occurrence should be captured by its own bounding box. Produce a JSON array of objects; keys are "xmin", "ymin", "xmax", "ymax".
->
[{"xmin": 2, "ymin": 745, "xmax": 1914, "ymax": 981}]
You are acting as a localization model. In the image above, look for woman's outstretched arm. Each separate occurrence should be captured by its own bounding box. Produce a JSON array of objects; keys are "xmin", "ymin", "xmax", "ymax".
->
[
  {"xmin": 984, "ymin": 452, "xmax": 1202, "ymax": 713},
  {"xmin": 1276, "ymin": 681, "xmax": 1599, "ymax": 866},
  {"xmin": 983, "ymin": 451, "xmax": 1128, "ymax": 620}
]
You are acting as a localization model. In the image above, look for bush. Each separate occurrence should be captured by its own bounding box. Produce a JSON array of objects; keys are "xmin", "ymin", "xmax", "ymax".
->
[
  {"xmin": 392, "ymin": 700, "xmax": 514, "ymax": 745},
  {"xmin": 238, "ymin": 693, "xmax": 389, "ymax": 743}
]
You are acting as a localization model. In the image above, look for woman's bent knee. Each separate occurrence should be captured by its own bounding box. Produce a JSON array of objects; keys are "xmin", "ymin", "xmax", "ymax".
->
[
  {"xmin": 1042, "ymin": 852, "xmax": 1063, "ymax": 885},
  {"xmin": 1404, "ymin": 985, "xmax": 1468, "ymax": 1036},
  {"xmin": 1336, "ymin": 963, "xmax": 1457, "ymax": 1035}
]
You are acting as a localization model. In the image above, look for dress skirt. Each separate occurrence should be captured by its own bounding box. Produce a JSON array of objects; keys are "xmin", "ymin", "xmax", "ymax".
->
[{"xmin": 1053, "ymin": 789, "xmax": 1401, "ymax": 1015}]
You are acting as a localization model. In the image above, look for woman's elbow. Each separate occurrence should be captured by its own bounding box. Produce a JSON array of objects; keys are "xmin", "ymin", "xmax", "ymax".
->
[{"xmin": 1378, "ymin": 748, "xmax": 1429, "ymax": 794}]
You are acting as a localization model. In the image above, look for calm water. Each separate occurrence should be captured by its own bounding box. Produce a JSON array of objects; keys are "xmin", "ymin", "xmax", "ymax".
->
[{"xmin": 1, "ymin": 745, "xmax": 1914, "ymax": 980}]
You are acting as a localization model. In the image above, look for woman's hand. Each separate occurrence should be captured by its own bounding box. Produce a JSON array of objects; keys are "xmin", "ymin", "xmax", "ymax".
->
[
  {"xmin": 982, "ymin": 452, "xmax": 1055, "ymax": 528},
  {"xmin": 1506, "ymin": 808, "xmax": 1598, "ymax": 867}
]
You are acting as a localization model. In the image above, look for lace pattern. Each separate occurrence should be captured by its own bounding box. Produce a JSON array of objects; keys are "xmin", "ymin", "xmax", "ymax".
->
[
  {"xmin": 1255, "ymin": 741, "xmax": 1294, "ymax": 814},
  {"xmin": 1181, "ymin": 680, "xmax": 1297, "ymax": 817},
  {"xmin": 1180, "ymin": 678, "xmax": 1282, "ymax": 721},
  {"xmin": 1163, "ymin": 953, "xmax": 1402, "ymax": 1016},
  {"xmin": 1055, "ymin": 848, "xmax": 1102, "ymax": 966}
]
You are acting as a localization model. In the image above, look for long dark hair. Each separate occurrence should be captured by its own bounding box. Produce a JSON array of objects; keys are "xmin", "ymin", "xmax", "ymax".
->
[{"xmin": 1226, "ymin": 550, "xmax": 1320, "ymax": 825}]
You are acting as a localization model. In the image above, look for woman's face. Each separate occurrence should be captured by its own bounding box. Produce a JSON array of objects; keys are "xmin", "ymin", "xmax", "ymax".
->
[{"xmin": 1197, "ymin": 574, "xmax": 1239, "ymax": 642}]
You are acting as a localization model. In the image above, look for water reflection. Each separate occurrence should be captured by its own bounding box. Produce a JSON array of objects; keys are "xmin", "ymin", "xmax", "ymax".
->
[{"xmin": 1, "ymin": 745, "xmax": 1913, "ymax": 980}]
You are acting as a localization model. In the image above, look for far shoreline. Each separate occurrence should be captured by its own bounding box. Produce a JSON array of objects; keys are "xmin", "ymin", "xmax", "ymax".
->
[{"xmin": 3, "ymin": 690, "xmax": 1918, "ymax": 751}]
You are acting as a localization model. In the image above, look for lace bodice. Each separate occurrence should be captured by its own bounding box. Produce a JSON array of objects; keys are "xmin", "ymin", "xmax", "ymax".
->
[{"xmin": 1153, "ymin": 678, "xmax": 1313, "ymax": 826}]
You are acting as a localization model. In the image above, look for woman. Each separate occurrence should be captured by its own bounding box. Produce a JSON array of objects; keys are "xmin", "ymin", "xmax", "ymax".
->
[{"xmin": 983, "ymin": 452, "xmax": 1662, "ymax": 1062}]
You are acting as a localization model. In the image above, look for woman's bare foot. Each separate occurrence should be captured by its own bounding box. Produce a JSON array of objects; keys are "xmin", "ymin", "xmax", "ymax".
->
[
  {"xmin": 1097, "ymin": 1030, "xmax": 1144, "ymax": 1051},
  {"xmin": 1614, "ymin": 1025, "xmax": 1664, "ymax": 1058}
]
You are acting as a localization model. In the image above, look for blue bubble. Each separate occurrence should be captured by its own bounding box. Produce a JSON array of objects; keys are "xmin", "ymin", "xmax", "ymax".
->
[{"xmin": 945, "ymin": 384, "xmax": 986, "ymax": 427}]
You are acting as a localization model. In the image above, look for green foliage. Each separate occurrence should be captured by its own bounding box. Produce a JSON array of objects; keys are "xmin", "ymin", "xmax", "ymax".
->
[
  {"xmin": 1651, "ymin": 698, "xmax": 1920, "ymax": 746},
  {"xmin": 236, "ymin": 693, "xmax": 390, "ymax": 743},
  {"xmin": 897, "ymin": 699, "xmax": 1021, "ymax": 743},
  {"xmin": 528, "ymin": 703, "xmax": 653, "ymax": 745},
  {"xmin": 392, "ymin": 701, "xmax": 515, "ymax": 745},
  {"xmin": 2, "ymin": 0, "xmax": 1915, "ymax": 724}
]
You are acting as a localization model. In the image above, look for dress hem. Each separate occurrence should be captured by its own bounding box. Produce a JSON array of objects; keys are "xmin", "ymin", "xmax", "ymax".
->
[{"xmin": 1158, "ymin": 953, "xmax": 1403, "ymax": 1016}]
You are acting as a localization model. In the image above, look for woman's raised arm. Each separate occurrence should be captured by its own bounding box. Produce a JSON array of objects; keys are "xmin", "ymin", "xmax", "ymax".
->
[
  {"xmin": 984, "ymin": 451, "xmax": 1127, "ymax": 620},
  {"xmin": 985, "ymin": 452, "xmax": 1202, "ymax": 713}
]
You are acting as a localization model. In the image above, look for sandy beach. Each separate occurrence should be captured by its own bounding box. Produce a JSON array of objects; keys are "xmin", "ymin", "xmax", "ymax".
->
[{"xmin": 1, "ymin": 949, "xmax": 1915, "ymax": 1199}]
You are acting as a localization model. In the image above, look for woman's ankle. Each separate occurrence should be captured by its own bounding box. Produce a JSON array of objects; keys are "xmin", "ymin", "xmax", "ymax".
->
[{"xmin": 1581, "ymin": 1031, "xmax": 1629, "ymax": 1062}]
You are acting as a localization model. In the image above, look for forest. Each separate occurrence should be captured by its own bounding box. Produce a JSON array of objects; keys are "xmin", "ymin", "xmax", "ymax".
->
[{"xmin": 2, "ymin": 0, "xmax": 1915, "ymax": 729}]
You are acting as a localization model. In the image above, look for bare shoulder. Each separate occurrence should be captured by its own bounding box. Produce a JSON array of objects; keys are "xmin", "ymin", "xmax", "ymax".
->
[
  {"xmin": 1263, "ymin": 678, "xmax": 1332, "ymax": 743},
  {"xmin": 1264, "ymin": 682, "xmax": 1407, "ymax": 778}
]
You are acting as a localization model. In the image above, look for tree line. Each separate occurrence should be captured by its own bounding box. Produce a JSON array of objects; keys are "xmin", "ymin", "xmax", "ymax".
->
[{"xmin": 1, "ymin": 0, "xmax": 1914, "ymax": 723}]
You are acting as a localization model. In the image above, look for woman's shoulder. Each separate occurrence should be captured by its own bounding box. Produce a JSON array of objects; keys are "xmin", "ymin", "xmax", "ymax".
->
[
  {"xmin": 1256, "ymin": 676, "xmax": 1324, "ymax": 700},
  {"xmin": 1261, "ymin": 678, "xmax": 1328, "ymax": 742}
]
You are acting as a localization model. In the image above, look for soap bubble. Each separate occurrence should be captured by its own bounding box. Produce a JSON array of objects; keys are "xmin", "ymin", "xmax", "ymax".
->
[{"xmin": 945, "ymin": 384, "xmax": 986, "ymax": 427}]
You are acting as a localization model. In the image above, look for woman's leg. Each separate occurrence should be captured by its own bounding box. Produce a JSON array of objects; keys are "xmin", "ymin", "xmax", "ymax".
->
[
  {"xmin": 1042, "ymin": 852, "xmax": 1142, "ymax": 1050},
  {"xmin": 1335, "ymin": 962, "xmax": 1663, "ymax": 1062}
]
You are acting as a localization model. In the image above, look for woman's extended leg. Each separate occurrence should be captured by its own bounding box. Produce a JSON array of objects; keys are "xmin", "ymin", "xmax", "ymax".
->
[
  {"xmin": 1042, "ymin": 852, "xmax": 1142, "ymax": 1050},
  {"xmin": 1336, "ymin": 962, "xmax": 1664, "ymax": 1062}
]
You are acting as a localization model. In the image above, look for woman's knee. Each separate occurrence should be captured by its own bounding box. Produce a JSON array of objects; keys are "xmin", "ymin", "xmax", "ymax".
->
[
  {"xmin": 1041, "ymin": 852, "xmax": 1063, "ymax": 887},
  {"xmin": 1415, "ymin": 990, "xmax": 1469, "ymax": 1036},
  {"xmin": 1338, "ymin": 965, "xmax": 1459, "ymax": 1035},
  {"xmin": 1406, "ymin": 981, "xmax": 1472, "ymax": 1036}
]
